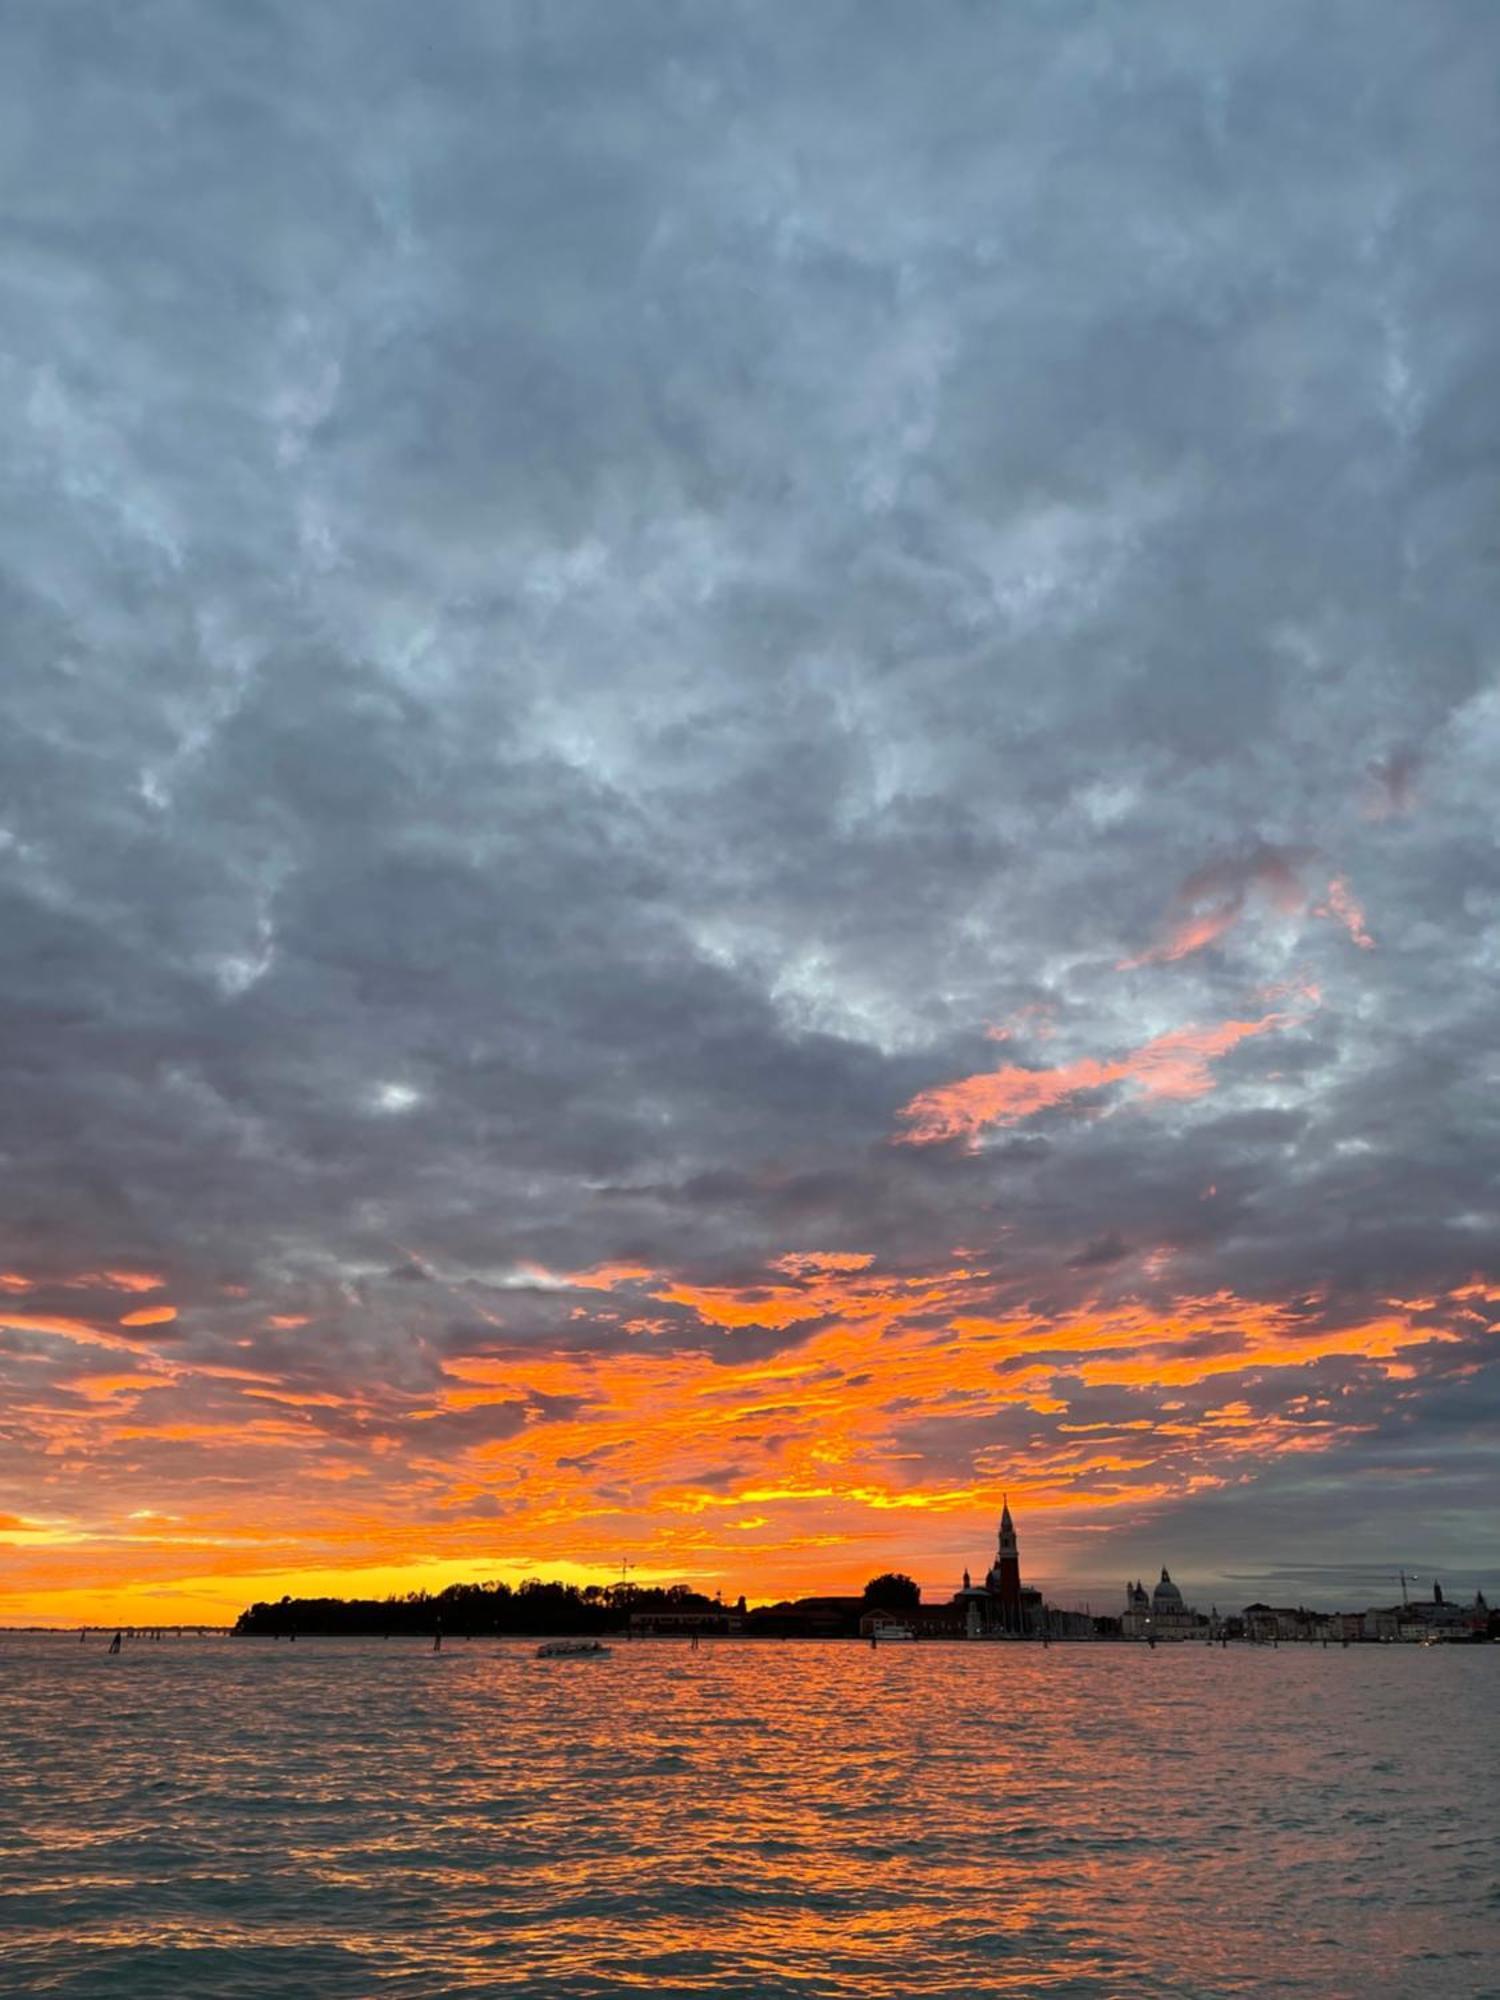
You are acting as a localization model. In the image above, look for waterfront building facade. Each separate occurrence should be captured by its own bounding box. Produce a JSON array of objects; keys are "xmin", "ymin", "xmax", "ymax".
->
[
  {"xmin": 1242, "ymin": 1583, "xmax": 1492, "ymax": 1645},
  {"xmin": 1122, "ymin": 1567, "xmax": 1205, "ymax": 1640}
]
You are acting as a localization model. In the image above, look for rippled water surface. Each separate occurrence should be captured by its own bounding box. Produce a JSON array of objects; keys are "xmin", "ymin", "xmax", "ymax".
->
[{"xmin": 1, "ymin": 1635, "xmax": 1495, "ymax": 1998}]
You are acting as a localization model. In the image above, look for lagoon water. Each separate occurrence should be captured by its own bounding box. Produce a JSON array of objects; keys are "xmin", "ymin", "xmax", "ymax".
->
[{"xmin": 1, "ymin": 1635, "xmax": 1495, "ymax": 1999}]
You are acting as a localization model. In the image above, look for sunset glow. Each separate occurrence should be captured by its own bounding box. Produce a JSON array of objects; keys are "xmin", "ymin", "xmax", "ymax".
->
[
  {"xmin": 1, "ymin": 1243, "xmax": 1486, "ymax": 1625},
  {"xmin": 2, "ymin": 0, "xmax": 1495, "ymax": 1638},
  {"xmin": 6, "ymin": 15, "xmax": 1499, "ymax": 2000}
]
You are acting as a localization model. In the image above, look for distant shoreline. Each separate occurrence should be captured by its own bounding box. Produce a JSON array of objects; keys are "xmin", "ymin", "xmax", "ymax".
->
[
  {"xmin": 6, "ymin": 1626, "xmax": 1493, "ymax": 1648},
  {"xmin": 0, "ymin": 1624, "xmax": 233, "ymax": 1635}
]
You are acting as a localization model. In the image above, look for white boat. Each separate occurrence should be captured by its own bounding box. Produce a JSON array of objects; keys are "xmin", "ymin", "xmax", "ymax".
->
[
  {"xmin": 867, "ymin": 1619, "xmax": 916, "ymax": 1642},
  {"xmin": 536, "ymin": 1638, "xmax": 612, "ymax": 1658}
]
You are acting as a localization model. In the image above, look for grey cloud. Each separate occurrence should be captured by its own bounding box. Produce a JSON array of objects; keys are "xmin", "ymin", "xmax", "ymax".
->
[{"xmin": 2, "ymin": 0, "xmax": 1498, "ymax": 1584}]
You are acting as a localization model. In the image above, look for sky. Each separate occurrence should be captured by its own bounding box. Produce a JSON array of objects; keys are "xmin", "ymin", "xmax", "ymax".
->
[{"xmin": 3, "ymin": 0, "xmax": 1498, "ymax": 1626}]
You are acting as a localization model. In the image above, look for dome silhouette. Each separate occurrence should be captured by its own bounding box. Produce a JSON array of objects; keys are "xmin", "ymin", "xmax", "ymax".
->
[{"xmin": 1152, "ymin": 1567, "xmax": 1184, "ymax": 1608}]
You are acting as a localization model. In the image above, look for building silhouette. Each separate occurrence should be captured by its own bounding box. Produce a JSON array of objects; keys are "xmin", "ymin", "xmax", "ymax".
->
[
  {"xmin": 952, "ymin": 1499, "xmax": 1043, "ymax": 1636},
  {"xmin": 1122, "ymin": 1567, "xmax": 1203, "ymax": 1640}
]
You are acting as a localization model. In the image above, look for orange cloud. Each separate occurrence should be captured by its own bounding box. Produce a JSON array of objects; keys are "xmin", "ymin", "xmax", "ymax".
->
[
  {"xmin": 654, "ymin": 1259, "xmax": 970, "ymax": 1335},
  {"xmin": 105, "ymin": 1419, "xmax": 312, "ymax": 1445},
  {"xmin": 563, "ymin": 1262, "xmax": 655, "ymax": 1291},
  {"xmin": 119, "ymin": 1305, "xmax": 178, "ymax": 1327},
  {"xmin": 773, "ymin": 1252, "xmax": 874, "ymax": 1276},
  {"xmin": 1, "ymin": 1236, "xmax": 1485, "ymax": 1627},
  {"xmin": 62, "ymin": 1371, "xmax": 171, "ymax": 1403},
  {"xmin": 242, "ymin": 1388, "xmax": 354, "ymax": 1410},
  {"xmin": 897, "ymin": 1009, "xmax": 1300, "ymax": 1148},
  {"xmin": 0, "ymin": 1310, "xmax": 146, "ymax": 1355}
]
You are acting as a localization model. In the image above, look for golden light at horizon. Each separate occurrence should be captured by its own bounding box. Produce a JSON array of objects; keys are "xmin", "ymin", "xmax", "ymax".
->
[{"xmin": 1, "ymin": 1241, "xmax": 1484, "ymax": 1628}]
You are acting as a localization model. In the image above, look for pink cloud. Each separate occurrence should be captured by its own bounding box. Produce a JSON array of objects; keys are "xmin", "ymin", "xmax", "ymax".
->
[
  {"xmin": 1119, "ymin": 847, "xmax": 1307, "ymax": 968},
  {"xmin": 1314, "ymin": 875, "xmax": 1374, "ymax": 949},
  {"xmin": 896, "ymin": 1007, "xmax": 1303, "ymax": 1148},
  {"xmin": 1123, "ymin": 850, "xmax": 1375, "ymax": 964},
  {"xmin": 96, "ymin": 1270, "xmax": 166, "ymax": 1294}
]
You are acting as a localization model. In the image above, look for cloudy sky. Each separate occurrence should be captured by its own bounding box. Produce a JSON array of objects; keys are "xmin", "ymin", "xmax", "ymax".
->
[{"xmin": 3, "ymin": 0, "xmax": 1497, "ymax": 1624}]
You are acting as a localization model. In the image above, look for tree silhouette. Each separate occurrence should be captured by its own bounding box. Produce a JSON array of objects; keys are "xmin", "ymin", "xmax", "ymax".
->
[
  {"xmin": 862, "ymin": 1572, "xmax": 921, "ymax": 1616},
  {"xmin": 230, "ymin": 1575, "xmax": 726, "ymax": 1638}
]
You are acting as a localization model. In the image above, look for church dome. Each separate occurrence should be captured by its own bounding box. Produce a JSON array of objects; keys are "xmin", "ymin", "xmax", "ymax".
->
[{"xmin": 1152, "ymin": 1567, "xmax": 1183, "ymax": 1608}]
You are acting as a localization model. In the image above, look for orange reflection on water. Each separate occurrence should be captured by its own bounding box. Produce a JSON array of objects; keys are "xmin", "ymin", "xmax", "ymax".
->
[{"xmin": 3, "ymin": 1636, "xmax": 1487, "ymax": 1996}]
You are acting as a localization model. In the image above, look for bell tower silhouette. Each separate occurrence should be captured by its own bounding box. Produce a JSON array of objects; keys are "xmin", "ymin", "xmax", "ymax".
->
[{"xmin": 986, "ymin": 1496, "xmax": 1023, "ymax": 1633}]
